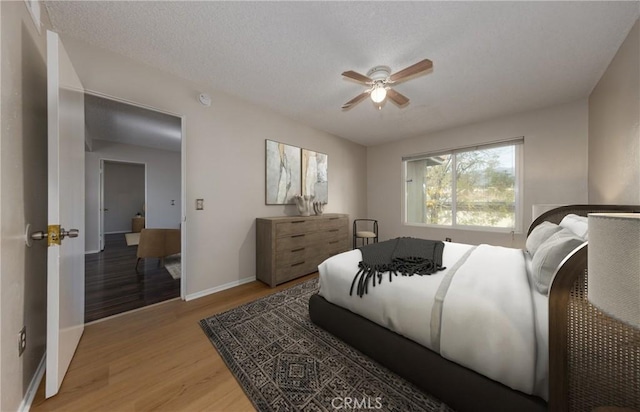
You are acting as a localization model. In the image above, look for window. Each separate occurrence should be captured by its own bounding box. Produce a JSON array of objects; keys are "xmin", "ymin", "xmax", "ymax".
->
[{"xmin": 404, "ymin": 139, "xmax": 522, "ymax": 231}]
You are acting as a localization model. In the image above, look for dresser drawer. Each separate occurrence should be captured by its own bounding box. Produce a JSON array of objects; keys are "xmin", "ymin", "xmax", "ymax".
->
[
  {"xmin": 276, "ymin": 246, "xmax": 314, "ymax": 268},
  {"xmin": 275, "ymin": 260, "xmax": 317, "ymax": 284},
  {"xmin": 318, "ymin": 224, "xmax": 347, "ymax": 240},
  {"xmin": 323, "ymin": 216, "xmax": 348, "ymax": 230},
  {"xmin": 276, "ymin": 226, "xmax": 347, "ymax": 251},
  {"xmin": 256, "ymin": 214, "xmax": 349, "ymax": 287},
  {"xmin": 275, "ymin": 219, "xmax": 319, "ymax": 237},
  {"xmin": 276, "ymin": 244, "xmax": 317, "ymax": 264}
]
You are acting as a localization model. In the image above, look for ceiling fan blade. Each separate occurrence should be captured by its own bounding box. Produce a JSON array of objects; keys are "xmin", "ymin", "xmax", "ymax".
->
[
  {"xmin": 386, "ymin": 88, "xmax": 410, "ymax": 107},
  {"xmin": 342, "ymin": 70, "xmax": 373, "ymax": 84},
  {"xmin": 389, "ymin": 59, "xmax": 433, "ymax": 83},
  {"xmin": 342, "ymin": 92, "xmax": 370, "ymax": 110}
]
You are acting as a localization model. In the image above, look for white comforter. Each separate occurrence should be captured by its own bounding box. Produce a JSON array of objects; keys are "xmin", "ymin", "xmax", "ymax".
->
[{"xmin": 318, "ymin": 242, "xmax": 548, "ymax": 400}]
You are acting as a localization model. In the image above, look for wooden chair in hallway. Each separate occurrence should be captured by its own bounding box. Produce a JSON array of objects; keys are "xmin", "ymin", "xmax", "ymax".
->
[{"xmin": 135, "ymin": 228, "xmax": 181, "ymax": 273}]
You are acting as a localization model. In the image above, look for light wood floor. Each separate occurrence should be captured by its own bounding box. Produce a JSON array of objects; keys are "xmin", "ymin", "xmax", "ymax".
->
[{"xmin": 31, "ymin": 273, "xmax": 318, "ymax": 412}]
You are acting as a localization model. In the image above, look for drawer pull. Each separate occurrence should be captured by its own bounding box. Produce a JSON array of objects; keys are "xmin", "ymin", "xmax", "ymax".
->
[
  {"xmin": 291, "ymin": 261, "xmax": 305, "ymax": 267},
  {"xmin": 328, "ymin": 229, "xmax": 339, "ymax": 232},
  {"xmin": 329, "ymin": 240, "xmax": 339, "ymax": 245},
  {"xmin": 291, "ymin": 247, "xmax": 305, "ymax": 253},
  {"xmin": 291, "ymin": 234, "xmax": 305, "ymax": 238},
  {"xmin": 329, "ymin": 217, "xmax": 339, "ymax": 220},
  {"xmin": 291, "ymin": 220, "xmax": 306, "ymax": 224}
]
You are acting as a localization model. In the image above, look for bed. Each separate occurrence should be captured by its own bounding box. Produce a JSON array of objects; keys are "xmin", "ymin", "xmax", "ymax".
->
[{"xmin": 309, "ymin": 205, "xmax": 639, "ymax": 412}]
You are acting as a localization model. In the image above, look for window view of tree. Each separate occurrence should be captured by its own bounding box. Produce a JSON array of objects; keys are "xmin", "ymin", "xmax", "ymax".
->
[
  {"xmin": 406, "ymin": 144, "xmax": 519, "ymax": 229},
  {"xmin": 424, "ymin": 155, "xmax": 452, "ymax": 224}
]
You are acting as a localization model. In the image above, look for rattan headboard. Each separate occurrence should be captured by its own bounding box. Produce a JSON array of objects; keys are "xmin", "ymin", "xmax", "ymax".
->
[
  {"xmin": 528, "ymin": 204, "xmax": 640, "ymax": 236},
  {"xmin": 542, "ymin": 205, "xmax": 640, "ymax": 412}
]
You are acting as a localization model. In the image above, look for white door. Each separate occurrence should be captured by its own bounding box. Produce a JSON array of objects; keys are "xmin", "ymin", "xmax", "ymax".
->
[
  {"xmin": 46, "ymin": 30, "xmax": 86, "ymax": 398},
  {"xmin": 99, "ymin": 159, "xmax": 105, "ymax": 251}
]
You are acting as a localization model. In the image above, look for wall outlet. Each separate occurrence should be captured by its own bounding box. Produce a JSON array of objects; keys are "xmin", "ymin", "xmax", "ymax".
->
[
  {"xmin": 445, "ymin": 237, "xmax": 452, "ymax": 242},
  {"xmin": 18, "ymin": 327, "xmax": 26, "ymax": 357}
]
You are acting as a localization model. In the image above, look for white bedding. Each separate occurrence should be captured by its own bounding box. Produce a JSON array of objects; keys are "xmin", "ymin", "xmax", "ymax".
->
[{"xmin": 317, "ymin": 241, "xmax": 549, "ymax": 400}]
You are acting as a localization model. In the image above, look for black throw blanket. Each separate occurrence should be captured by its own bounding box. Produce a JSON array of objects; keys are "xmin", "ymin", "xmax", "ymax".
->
[{"xmin": 350, "ymin": 237, "xmax": 446, "ymax": 297}]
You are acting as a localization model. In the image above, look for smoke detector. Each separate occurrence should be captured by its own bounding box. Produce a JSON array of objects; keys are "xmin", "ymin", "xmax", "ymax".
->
[{"xmin": 198, "ymin": 93, "xmax": 211, "ymax": 107}]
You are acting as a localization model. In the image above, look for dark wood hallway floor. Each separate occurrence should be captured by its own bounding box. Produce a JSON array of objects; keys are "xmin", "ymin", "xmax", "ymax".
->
[{"xmin": 85, "ymin": 233, "xmax": 180, "ymax": 323}]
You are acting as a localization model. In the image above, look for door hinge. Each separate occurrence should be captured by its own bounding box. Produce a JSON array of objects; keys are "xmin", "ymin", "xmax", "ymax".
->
[{"xmin": 48, "ymin": 224, "xmax": 61, "ymax": 246}]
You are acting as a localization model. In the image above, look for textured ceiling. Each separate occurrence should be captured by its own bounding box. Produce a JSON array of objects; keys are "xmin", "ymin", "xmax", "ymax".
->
[
  {"xmin": 46, "ymin": 1, "xmax": 639, "ymax": 147},
  {"xmin": 85, "ymin": 94, "xmax": 182, "ymax": 152}
]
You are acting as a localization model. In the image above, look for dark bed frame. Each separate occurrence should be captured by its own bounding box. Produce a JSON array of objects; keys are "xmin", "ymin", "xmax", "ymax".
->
[{"xmin": 309, "ymin": 205, "xmax": 639, "ymax": 412}]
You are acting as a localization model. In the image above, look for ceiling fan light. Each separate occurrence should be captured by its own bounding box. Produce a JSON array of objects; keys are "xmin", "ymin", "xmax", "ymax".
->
[{"xmin": 370, "ymin": 86, "xmax": 387, "ymax": 103}]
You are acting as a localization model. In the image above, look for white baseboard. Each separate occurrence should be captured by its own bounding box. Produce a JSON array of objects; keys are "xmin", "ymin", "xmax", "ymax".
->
[
  {"xmin": 85, "ymin": 249, "xmax": 101, "ymax": 255},
  {"xmin": 18, "ymin": 354, "xmax": 46, "ymax": 412},
  {"xmin": 104, "ymin": 230, "xmax": 129, "ymax": 234},
  {"xmin": 185, "ymin": 276, "xmax": 255, "ymax": 301}
]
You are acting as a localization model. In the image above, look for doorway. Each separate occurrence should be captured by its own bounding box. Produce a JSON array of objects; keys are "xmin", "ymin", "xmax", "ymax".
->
[
  {"xmin": 101, "ymin": 160, "xmax": 146, "ymax": 247},
  {"xmin": 84, "ymin": 93, "xmax": 184, "ymax": 322}
]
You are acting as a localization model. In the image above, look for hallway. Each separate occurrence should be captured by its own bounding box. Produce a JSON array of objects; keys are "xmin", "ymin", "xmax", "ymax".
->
[{"xmin": 85, "ymin": 233, "xmax": 180, "ymax": 322}]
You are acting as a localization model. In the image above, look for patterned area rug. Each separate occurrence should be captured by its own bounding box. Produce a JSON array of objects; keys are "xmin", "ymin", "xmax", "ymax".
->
[
  {"xmin": 164, "ymin": 254, "xmax": 181, "ymax": 279},
  {"xmin": 124, "ymin": 232, "xmax": 140, "ymax": 246},
  {"xmin": 199, "ymin": 279, "xmax": 451, "ymax": 412}
]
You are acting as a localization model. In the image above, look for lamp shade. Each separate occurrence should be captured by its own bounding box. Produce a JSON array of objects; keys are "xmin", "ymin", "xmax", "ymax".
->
[{"xmin": 587, "ymin": 213, "xmax": 640, "ymax": 328}]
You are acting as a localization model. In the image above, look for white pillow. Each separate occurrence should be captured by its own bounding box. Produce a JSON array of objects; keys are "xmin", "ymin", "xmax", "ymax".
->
[
  {"xmin": 526, "ymin": 221, "xmax": 563, "ymax": 256},
  {"xmin": 559, "ymin": 214, "xmax": 589, "ymax": 240},
  {"xmin": 531, "ymin": 228, "xmax": 584, "ymax": 295}
]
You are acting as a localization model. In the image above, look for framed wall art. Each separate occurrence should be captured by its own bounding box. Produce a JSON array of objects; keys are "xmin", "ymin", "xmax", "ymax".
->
[
  {"xmin": 265, "ymin": 140, "xmax": 301, "ymax": 204},
  {"xmin": 302, "ymin": 149, "xmax": 328, "ymax": 203}
]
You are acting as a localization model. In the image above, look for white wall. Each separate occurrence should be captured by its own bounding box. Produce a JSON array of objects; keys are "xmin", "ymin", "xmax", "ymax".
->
[
  {"xmin": 85, "ymin": 140, "xmax": 182, "ymax": 252},
  {"xmin": 367, "ymin": 99, "xmax": 589, "ymax": 248},
  {"xmin": 65, "ymin": 37, "xmax": 368, "ymax": 297},
  {"xmin": 103, "ymin": 161, "xmax": 145, "ymax": 233},
  {"xmin": 589, "ymin": 19, "xmax": 640, "ymax": 204},
  {"xmin": 0, "ymin": 1, "xmax": 49, "ymax": 410}
]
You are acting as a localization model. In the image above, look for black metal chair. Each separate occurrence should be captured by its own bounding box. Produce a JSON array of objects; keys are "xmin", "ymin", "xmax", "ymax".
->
[{"xmin": 353, "ymin": 219, "xmax": 378, "ymax": 249}]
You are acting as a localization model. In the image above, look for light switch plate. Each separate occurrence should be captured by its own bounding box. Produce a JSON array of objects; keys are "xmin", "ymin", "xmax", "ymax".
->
[{"xmin": 196, "ymin": 199, "xmax": 204, "ymax": 210}]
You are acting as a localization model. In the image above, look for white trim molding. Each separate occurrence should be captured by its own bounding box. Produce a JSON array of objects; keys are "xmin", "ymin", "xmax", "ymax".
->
[
  {"xmin": 18, "ymin": 354, "xmax": 46, "ymax": 412},
  {"xmin": 185, "ymin": 276, "xmax": 255, "ymax": 301}
]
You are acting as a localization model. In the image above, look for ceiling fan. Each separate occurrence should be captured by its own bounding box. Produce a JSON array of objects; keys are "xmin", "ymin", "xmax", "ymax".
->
[{"xmin": 341, "ymin": 59, "xmax": 433, "ymax": 110}]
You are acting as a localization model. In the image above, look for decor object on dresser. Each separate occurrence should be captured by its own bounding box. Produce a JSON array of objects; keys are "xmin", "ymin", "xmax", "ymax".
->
[
  {"xmin": 256, "ymin": 214, "xmax": 348, "ymax": 287},
  {"xmin": 135, "ymin": 228, "xmax": 181, "ymax": 273},
  {"xmin": 293, "ymin": 194, "xmax": 314, "ymax": 216},
  {"xmin": 313, "ymin": 201, "xmax": 326, "ymax": 215},
  {"xmin": 352, "ymin": 219, "xmax": 378, "ymax": 249},
  {"xmin": 302, "ymin": 149, "xmax": 328, "ymax": 203},
  {"xmin": 265, "ymin": 140, "xmax": 301, "ymax": 205},
  {"xmin": 199, "ymin": 279, "xmax": 450, "ymax": 412}
]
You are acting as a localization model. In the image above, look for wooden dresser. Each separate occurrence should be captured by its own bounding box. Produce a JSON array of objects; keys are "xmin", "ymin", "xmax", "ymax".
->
[{"xmin": 256, "ymin": 214, "xmax": 349, "ymax": 287}]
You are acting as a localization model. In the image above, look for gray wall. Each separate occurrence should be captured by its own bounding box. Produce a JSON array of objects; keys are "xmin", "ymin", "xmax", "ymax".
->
[
  {"xmin": 588, "ymin": 19, "xmax": 640, "ymax": 204},
  {"xmin": 103, "ymin": 161, "xmax": 145, "ymax": 233},
  {"xmin": 85, "ymin": 140, "xmax": 182, "ymax": 252},
  {"xmin": 0, "ymin": 1, "xmax": 49, "ymax": 410},
  {"xmin": 65, "ymin": 36, "xmax": 368, "ymax": 297}
]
